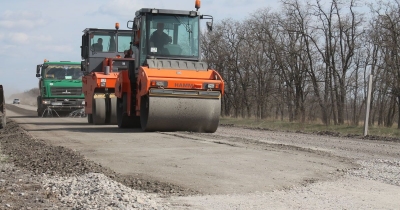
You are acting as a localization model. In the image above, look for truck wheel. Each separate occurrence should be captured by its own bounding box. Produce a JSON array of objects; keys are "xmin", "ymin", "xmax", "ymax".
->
[
  {"xmin": 37, "ymin": 96, "xmax": 42, "ymax": 117},
  {"xmin": 0, "ymin": 115, "xmax": 5, "ymax": 129},
  {"xmin": 37, "ymin": 109, "xmax": 43, "ymax": 117}
]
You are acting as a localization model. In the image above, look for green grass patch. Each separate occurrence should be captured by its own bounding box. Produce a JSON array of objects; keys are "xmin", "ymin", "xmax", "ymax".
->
[{"xmin": 220, "ymin": 117, "xmax": 400, "ymax": 138}]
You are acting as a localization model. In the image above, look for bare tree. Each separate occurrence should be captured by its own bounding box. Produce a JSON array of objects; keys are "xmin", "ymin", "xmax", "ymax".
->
[
  {"xmin": 369, "ymin": 0, "xmax": 400, "ymax": 128},
  {"xmin": 199, "ymin": 0, "xmax": 400, "ymax": 128}
]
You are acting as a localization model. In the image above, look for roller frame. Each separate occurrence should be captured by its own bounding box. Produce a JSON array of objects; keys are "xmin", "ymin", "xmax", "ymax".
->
[{"xmin": 117, "ymin": 94, "xmax": 140, "ymax": 128}]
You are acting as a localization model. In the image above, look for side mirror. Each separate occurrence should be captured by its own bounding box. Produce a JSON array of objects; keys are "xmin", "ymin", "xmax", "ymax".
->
[
  {"xmin": 80, "ymin": 45, "xmax": 85, "ymax": 58},
  {"xmin": 201, "ymin": 15, "xmax": 213, "ymax": 32},
  {"xmin": 81, "ymin": 61, "xmax": 86, "ymax": 72},
  {"xmin": 127, "ymin": 19, "xmax": 140, "ymax": 30},
  {"xmin": 127, "ymin": 20, "xmax": 134, "ymax": 29},
  {"xmin": 36, "ymin": 73, "xmax": 41, "ymax": 78},
  {"xmin": 36, "ymin": 65, "xmax": 41, "ymax": 75},
  {"xmin": 206, "ymin": 22, "xmax": 213, "ymax": 31}
]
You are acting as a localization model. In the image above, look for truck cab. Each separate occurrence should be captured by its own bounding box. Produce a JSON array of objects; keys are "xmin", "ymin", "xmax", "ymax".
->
[{"xmin": 36, "ymin": 60, "xmax": 85, "ymax": 116}]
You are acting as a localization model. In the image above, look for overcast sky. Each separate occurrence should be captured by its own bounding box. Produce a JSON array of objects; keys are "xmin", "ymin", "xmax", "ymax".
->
[{"xmin": 0, "ymin": 0, "xmax": 281, "ymax": 97}]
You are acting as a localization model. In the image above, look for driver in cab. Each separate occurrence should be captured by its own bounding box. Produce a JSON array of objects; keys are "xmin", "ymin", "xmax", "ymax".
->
[{"xmin": 149, "ymin": 22, "xmax": 172, "ymax": 54}]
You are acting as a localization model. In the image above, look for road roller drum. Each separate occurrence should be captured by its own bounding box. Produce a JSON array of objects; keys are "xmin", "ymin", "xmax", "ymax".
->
[{"xmin": 140, "ymin": 96, "xmax": 221, "ymax": 133}]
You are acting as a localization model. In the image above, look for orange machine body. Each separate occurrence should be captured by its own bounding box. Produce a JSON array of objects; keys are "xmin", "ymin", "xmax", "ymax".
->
[
  {"xmin": 83, "ymin": 57, "xmax": 134, "ymax": 114},
  {"xmin": 82, "ymin": 71, "xmax": 118, "ymax": 114},
  {"xmin": 116, "ymin": 65, "xmax": 224, "ymax": 116}
]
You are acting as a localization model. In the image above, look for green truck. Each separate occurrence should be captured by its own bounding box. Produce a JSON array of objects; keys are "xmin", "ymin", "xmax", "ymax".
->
[{"xmin": 36, "ymin": 60, "xmax": 85, "ymax": 116}]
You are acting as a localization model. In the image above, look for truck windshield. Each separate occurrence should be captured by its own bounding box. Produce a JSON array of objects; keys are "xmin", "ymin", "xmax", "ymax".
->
[
  {"xmin": 146, "ymin": 14, "xmax": 199, "ymax": 58},
  {"xmin": 43, "ymin": 65, "xmax": 82, "ymax": 80}
]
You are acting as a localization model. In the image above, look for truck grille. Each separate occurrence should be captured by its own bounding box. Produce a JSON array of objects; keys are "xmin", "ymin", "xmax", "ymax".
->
[{"xmin": 50, "ymin": 87, "xmax": 82, "ymax": 96}]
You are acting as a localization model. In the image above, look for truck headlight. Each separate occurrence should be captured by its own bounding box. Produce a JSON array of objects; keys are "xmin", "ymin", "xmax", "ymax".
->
[
  {"xmin": 42, "ymin": 100, "xmax": 51, "ymax": 104},
  {"xmin": 82, "ymin": 101, "xmax": 85, "ymax": 105}
]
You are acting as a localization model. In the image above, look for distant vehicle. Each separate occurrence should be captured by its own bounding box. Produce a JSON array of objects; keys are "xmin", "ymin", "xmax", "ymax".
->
[{"xmin": 13, "ymin": 99, "xmax": 20, "ymax": 104}]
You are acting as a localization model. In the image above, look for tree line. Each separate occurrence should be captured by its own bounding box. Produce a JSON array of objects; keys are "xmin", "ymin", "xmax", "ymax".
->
[{"xmin": 201, "ymin": 0, "xmax": 400, "ymax": 127}]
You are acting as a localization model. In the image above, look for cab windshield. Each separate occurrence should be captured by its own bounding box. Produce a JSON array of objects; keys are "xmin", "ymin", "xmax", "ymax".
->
[
  {"xmin": 144, "ymin": 14, "xmax": 199, "ymax": 58},
  {"xmin": 43, "ymin": 65, "xmax": 82, "ymax": 80},
  {"xmin": 91, "ymin": 32, "xmax": 133, "ymax": 52}
]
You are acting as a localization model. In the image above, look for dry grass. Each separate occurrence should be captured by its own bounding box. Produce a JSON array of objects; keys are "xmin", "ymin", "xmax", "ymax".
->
[{"xmin": 219, "ymin": 117, "xmax": 400, "ymax": 138}]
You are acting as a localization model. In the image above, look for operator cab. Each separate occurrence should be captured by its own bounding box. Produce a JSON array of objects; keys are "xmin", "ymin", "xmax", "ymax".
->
[
  {"xmin": 80, "ymin": 27, "xmax": 134, "ymax": 73},
  {"xmin": 128, "ymin": 4, "xmax": 213, "ymax": 67}
]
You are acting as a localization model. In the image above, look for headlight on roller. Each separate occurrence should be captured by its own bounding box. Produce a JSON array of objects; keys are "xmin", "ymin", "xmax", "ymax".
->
[
  {"xmin": 150, "ymin": 80, "xmax": 168, "ymax": 88},
  {"xmin": 100, "ymin": 78, "xmax": 106, "ymax": 87},
  {"xmin": 204, "ymin": 83, "xmax": 220, "ymax": 89}
]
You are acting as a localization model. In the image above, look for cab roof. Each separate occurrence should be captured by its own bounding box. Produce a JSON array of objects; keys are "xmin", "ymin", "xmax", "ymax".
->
[
  {"xmin": 82, "ymin": 28, "xmax": 132, "ymax": 34},
  {"xmin": 135, "ymin": 8, "xmax": 200, "ymax": 17},
  {"xmin": 43, "ymin": 61, "xmax": 81, "ymax": 65}
]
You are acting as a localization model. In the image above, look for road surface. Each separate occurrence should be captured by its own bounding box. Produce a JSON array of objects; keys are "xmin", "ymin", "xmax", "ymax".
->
[{"xmin": 2, "ymin": 104, "xmax": 400, "ymax": 209}]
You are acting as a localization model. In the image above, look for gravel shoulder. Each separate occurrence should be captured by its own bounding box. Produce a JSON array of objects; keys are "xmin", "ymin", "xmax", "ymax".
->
[
  {"xmin": 0, "ymin": 118, "xmax": 175, "ymax": 209},
  {"xmin": 167, "ymin": 128, "xmax": 400, "ymax": 209},
  {"xmin": 1, "ymin": 104, "xmax": 400, "ymax": 209}
]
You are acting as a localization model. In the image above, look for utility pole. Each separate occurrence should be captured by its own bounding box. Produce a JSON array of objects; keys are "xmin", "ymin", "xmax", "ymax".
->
[{"xmin": 364, "ymin": 74, "xmax": 373, "ymax": 136}]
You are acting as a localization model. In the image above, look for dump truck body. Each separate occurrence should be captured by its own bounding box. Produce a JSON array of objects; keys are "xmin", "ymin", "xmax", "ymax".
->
[
  {"xmin": 36, "ymin": 60, "xmax": 85, "ymax": 116},
  {"xmin": 0, "ymin": 85, "xmax": 6, "ymax": 128}
]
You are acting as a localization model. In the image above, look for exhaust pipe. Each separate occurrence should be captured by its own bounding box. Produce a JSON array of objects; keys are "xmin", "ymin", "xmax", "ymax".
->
[{"xmin": 104, "ymin": 66, "xmax": 110, "ymax": 75}]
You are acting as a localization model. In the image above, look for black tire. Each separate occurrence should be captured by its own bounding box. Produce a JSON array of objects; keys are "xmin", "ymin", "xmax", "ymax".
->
[
  {"xmin": 117, "ymin": 94, "xmax": 140, "ymax": 128},
  {"xmin": 140, "ymin": 96, "xmax": 150, "ymax": 131},
  {"xmin": 117, "ymin": 96, "xmax": 129, "ymax": 128},
  {"xmin": 37, "ymin": 109, "xmax": 43, "ymax": 117},
  {"xmin": 129, "ymin": 95, "xmax": 141, "ymax": 128},
  {"xmin": 37, "ymin": 96, "xmax": 42, "ymax": 117},
  {"xmin": 87, "ymin": 114, "xmax": 93, "ymax": 124},
  {"xmin": 0, "ymin": 115, "xmax": 5, "ymax": 129}
]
